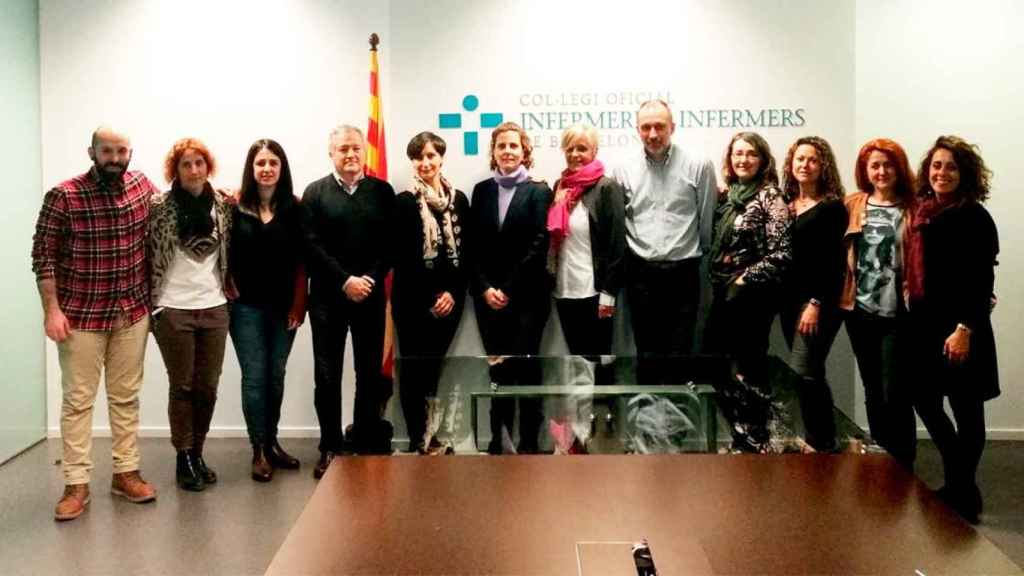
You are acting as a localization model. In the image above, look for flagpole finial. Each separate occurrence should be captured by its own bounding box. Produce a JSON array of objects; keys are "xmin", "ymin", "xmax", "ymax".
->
[{"xmin": 369, "ymin": 33, "xmax": 380, "ymax": 51}]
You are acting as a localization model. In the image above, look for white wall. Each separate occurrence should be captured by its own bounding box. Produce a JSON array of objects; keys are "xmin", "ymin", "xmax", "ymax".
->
[
  {"xmin": 40, "ymin": 0, "xmax": 390, "ymax": 436},
  {"xmin": 1, "ymin": 0, "xmax": 46, "ymax": 462},
  {"xmin": 38, "ymin": 0, "xmax": 1022, "ymax": 440},
  {"xmin": 856, "ymin": 0, "xmax": 1024, "ymax": 438}
]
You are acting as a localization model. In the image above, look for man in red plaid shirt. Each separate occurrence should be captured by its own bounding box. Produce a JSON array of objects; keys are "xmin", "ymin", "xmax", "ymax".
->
[{"xmin": 32, "ymin": 127, "xmax": 159, "ymax": 521}]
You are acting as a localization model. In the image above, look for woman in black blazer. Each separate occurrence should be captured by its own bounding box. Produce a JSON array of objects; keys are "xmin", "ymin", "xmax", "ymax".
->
[
  {"xmin": 546, "ymin": 125, "xmax": 625, "ymax": 452},
  {"xmin": 393, "ymin": 132, "xmax": 469, "ymax": 455},
  {"xmin": 470, "ymin": 121, "xmax": 553, "ymax": 454},
  {"xmin": 907, "ymin": 135, "xmax": 999, "ymax": 524}
]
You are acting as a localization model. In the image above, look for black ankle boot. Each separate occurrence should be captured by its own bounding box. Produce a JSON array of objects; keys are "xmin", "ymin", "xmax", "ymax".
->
[
  {"xmin": 176, "ymin": 450, "xmax": 205, "ymax": 492},
  {"xmin": 193, "ymin": 452, "xmax": 217, "ymax": 484}
]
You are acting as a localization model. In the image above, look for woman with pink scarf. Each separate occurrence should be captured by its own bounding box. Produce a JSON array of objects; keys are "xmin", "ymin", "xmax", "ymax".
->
[{"xmin": 546, "ymin": 125, "xmax": 626, "ymax": 452}]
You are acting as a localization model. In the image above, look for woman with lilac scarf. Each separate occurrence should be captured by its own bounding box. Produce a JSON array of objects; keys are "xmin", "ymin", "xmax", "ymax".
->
[
  {"xmin": 545, "ymin": 125, "xmax": 626, "ymax": 453},
  {"xmin": 470, "ymin": 122, "xmax": 553, "ymax": 454}
]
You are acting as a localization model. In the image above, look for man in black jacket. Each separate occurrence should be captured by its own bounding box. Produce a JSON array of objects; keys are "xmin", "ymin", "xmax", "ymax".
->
[{"xmin": 303, "ymin": 125, "xmax": 396, "ymax": 475}]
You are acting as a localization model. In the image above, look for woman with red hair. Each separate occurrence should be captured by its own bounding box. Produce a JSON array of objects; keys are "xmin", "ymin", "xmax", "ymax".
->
[
  {"xmin": 149, "ymin": 137, "xmax": 234, "ymax": 491},
  {"xmin": 841, "ymin": 138, "xmax": 916, "ymax": 468}
]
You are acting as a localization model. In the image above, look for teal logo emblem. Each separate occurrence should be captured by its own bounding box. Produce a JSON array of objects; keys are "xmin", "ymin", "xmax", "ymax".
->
[{"xmin": 439, "ymin": 95, "xmax": 503, "ymax": 155}]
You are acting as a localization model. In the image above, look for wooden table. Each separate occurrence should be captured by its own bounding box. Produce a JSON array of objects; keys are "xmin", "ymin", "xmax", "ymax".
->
[{"xmin": 266, "ymin": 454, "xmax": 1022, "ymax": 575}]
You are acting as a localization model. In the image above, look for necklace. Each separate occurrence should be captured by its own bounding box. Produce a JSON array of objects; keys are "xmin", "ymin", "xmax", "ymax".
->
[{"xmin": 792, "ymin": 195, "xmax": 820, "ymax": 216}]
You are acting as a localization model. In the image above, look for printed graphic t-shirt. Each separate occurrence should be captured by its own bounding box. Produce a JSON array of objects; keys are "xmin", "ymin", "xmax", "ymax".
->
[{"xmin": 855, "ymin": 202, "xmax": 902, "ymax": 317}]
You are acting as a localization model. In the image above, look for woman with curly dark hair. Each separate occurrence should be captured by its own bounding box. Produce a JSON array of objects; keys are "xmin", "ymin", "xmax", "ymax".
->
[
  {"xmin": 705, "ymin": 131, "xmax": 792, "ymax": 453},
  {"xmin": 906, "ymin": 135, "xmax": 999, "ymax": 523},
  {"xmin": 779, "ymin": 136, "xmax": 848, "ymax": 452}
]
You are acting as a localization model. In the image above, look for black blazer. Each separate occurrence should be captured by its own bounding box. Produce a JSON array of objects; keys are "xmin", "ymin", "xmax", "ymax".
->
[
  {"xmin": 391, "ymin": 189, "xmax": 470, "ymax": 316},
  {"xmin": 552, "ymin": 175, "xmax": 626, "ymax": 298},
  {"xmin": 919, "ymin": 200, "xmax": 999, "ymax": 400},
  {"xmin": 469, "ymin": 178, "xmax": 553, "ymax": 302}
]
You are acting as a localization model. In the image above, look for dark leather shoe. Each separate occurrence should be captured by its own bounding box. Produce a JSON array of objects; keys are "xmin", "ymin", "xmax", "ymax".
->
[
  {"xmin": 251, "ymin": 446, "xmax": 273, "ymax": 482},
  {"xmin": 267, "ymin": 440, "xmax": 300, "ymax": 470},
  {"xmin": 194, "ymin": 453, "xmax": 217, "ymax": 484},
  {"xmin": 176, "ymin": 450, "xmax": 205, "ymax": 492},
  {"xmin": 313, "ymin": 451, "xmax": 335, "ymax": 480}
]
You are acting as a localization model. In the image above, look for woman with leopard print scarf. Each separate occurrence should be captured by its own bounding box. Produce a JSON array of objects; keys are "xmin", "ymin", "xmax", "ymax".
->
[{"xmin": 149, "ymin": 137, "xmax": 233, "ymax": 492}]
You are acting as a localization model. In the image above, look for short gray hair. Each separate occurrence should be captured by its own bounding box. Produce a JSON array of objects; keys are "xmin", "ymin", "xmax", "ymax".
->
[
  {"xmin": 328, "ymin": 124, "xmax": 365, "ymax": 150},
  {"xmin": 637, "ymin": 99, "xmax": 672, "ymax": 117}
]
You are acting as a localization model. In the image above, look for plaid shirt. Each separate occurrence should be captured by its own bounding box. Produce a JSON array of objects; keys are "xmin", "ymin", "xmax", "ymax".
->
[{"xmin": 31, "ymin": 168, "xmax": 156, "ymax": 331}]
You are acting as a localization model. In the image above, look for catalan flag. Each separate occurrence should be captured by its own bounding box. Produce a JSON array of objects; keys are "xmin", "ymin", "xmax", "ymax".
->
[
  {"xmin": 367, "ymin": 34, "xmax": 394, "ymax": 381},
  {"xmin": 367, "ymin": 34, "xmax": 387, "ymax": 180}
]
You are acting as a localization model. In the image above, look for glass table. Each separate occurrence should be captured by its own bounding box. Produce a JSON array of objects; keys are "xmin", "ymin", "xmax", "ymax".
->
[{"xmin": 391, "ymin": 353, "xmax": 878, "ymax": 456}]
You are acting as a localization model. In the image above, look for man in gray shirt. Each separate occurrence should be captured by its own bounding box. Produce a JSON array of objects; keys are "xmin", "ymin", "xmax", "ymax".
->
[{"xmin": 613, "ymin": 100, "xmax": 717, "ymax": 385}]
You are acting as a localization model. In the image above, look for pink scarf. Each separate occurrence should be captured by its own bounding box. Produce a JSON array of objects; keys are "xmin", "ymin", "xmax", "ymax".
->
[{"xmin": 547, "ymin": 159, "xmax": 605, "ymax": 253}]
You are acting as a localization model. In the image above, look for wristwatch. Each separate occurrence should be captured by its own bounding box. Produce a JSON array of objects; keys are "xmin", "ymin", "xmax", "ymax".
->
[
  {"xmin": 956, "ymin": 323, "xmax": 972, "ymax": 335},
  {"xmin": 808, "ymin": 298, "xmax": 821, "ymax": 307}
]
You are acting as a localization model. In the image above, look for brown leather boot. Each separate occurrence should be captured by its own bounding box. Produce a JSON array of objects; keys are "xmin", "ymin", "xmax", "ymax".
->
[
  {"xmin": 111, "ymin": 471, "xmax": 157, "ymax": 503},
  {"xmin": 267, "ymin": 440, "xmax": 300, "ymax": 470},
  {"xmin": 54, "ymin": 484, "xmax": 90, "ymax": 521},
  {"xmin": 252, "ymin": 445, "xmax": 273, "ymax": 482}
]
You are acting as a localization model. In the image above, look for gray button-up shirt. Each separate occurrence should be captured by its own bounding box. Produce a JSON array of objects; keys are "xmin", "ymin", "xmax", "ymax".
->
[{"xmin": 613, "ymin": 144, "xmax": 717, "ymax": 262}]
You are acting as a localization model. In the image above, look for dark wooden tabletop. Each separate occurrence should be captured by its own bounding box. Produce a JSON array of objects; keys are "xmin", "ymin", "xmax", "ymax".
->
[{"xmin": 266, "ymin": 454, "xmax": 1022, "ymax": 575}]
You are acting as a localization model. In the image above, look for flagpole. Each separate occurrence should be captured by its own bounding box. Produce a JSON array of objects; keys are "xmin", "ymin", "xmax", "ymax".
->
[{"xmin": 367, "ymin": 33, "xmax": 395, "ymax": 382}]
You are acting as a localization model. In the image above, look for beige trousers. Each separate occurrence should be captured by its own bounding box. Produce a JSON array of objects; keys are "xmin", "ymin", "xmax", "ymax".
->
[{"xmin": 57, "ymin": 315, "xmax": 149, "ymax": 485}]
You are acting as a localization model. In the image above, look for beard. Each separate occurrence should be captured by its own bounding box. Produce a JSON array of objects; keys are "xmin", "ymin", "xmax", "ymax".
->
[{"xmin": 94, "ymin": 159, "xmax": 129, "ymax": 185}]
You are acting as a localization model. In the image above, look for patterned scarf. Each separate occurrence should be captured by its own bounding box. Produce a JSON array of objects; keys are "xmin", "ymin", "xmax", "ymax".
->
[
  {"xmin": 171, "ymin": 180, "xmax": 220, "ymax": 260},
  {"xmin": 709, "ymin": 179, "xmax": 761, "ymax": 276},
  {"xmin": 413, "ymin": 175, "xmax": 461, "ymax": 268},
  {"xmin": 547, "ymin": 159, "xmax": 604, "ymax": 255}
]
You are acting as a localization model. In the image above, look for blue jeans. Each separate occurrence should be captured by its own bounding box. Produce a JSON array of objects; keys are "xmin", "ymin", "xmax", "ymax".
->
[{"xmin": 229, "ymin": 302, "xmax": 297, "ymax": 446}]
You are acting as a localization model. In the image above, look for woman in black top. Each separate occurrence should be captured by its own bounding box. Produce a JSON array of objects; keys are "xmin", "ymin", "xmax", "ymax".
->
[
  {"xmin": 907, "ymin": 135, "xmax": 999, "ymax": 523},
  {"xmin": 779, "ymin": 136, "xmax": 848, "ymax": 453},
  {"xmin": 470, "ymin": 122, "xmax": 553, "ymax": 454},
  {"xmin": 228, "ymin": 139, "xmax": 307, "ymax": 482},
  {"xmin": 393, "ymin": 132, "xmax": 469, "ymax": 455},
  {"xmin": 705, "ymin": 131, "xmax": 792, "ymax": 453}
]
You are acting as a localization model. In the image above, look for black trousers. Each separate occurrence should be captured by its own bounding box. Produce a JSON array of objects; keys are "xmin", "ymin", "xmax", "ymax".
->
[
  {"xmin": 394, "ymin": 299, "xmax": 463, "ymax": 452},
  {"xmin": 704, "ymin": 284, "xmax": 777, "ymax": 452},
  {"xmin": 845, "ymin": 308, "xmax": 916, "ymax": 468},
  {"xmin": 309, "ymin": 291, "xmax": 389, "ymax": 454},
  {"xmin": 780, "ymin": 300, "xmax": 842, "ymax": 452},
  {"xmin": 474, "ymin": 294, "xmax": 550, "ymax": 453},
  {"xmin": 625, "ymin": 252, "xmax": 700, "ymax": 385},
  {"xmin": 556, "ymin": 296, "xmax": 613, "ymax": 358}
]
